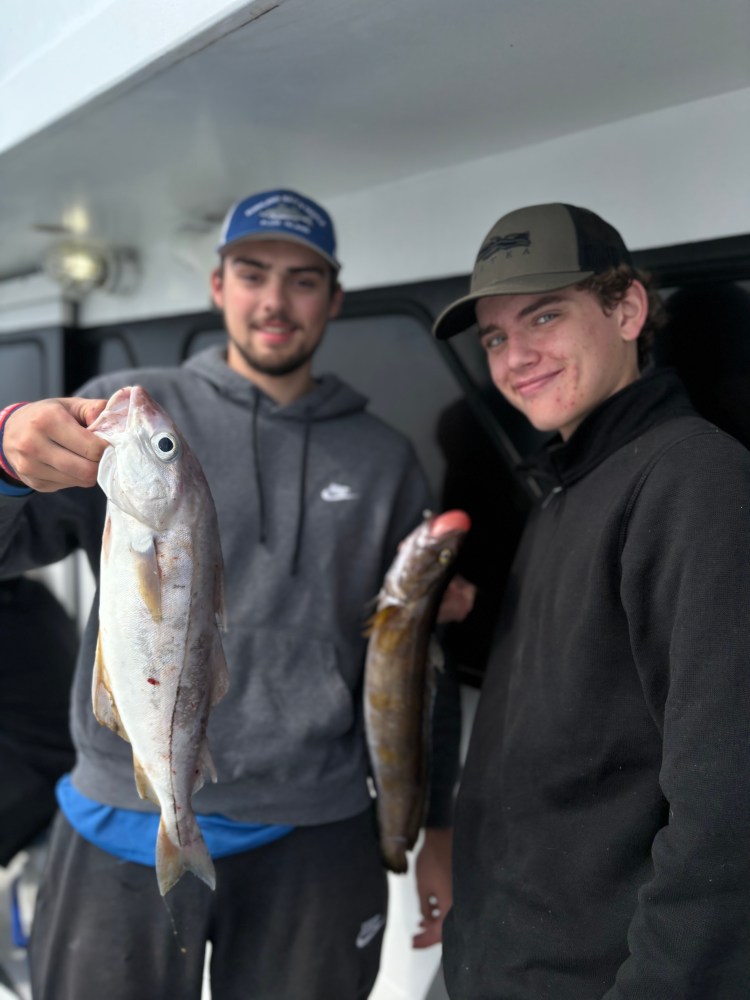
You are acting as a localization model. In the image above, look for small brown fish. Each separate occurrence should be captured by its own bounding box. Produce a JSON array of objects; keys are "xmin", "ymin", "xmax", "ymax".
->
[
  {"xmin": 90, "ymin": 385, "xmax": 229, "ymax": 895},
  {"xmin": 364, "ymin": 509, "xmax": 470, "ymax": 873}
]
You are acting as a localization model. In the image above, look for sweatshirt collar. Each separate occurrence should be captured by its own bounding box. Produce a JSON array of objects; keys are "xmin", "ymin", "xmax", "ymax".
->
[
  {"xmin": 524, "ymin": 368, "xmax": 695, "ymax": 491},
  {"xmin": 183, "ymin": 345, "xmax": 367, "ymax": 419}
]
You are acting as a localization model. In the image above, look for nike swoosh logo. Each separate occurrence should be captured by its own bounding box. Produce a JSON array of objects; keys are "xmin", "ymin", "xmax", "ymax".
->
[
  {"xmin": 321, "ymin": 483, "xmax": 358, "ymax": 502},
  {"xmin": 356, "ymin": 913, "xmax": 386, "ymax": 948}
]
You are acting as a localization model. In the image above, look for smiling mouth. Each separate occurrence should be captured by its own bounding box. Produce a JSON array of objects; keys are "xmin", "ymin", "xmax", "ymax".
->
[
  {"xmin": 513, "ymin": 369, "xmax": 563, "ymax": 396},
  {"xmin": 254, "ymin": 325, "xmax": 297, "ymax": 342}
]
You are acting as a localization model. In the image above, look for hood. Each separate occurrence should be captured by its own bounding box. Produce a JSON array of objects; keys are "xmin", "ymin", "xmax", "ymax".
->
[{"xmin": 184, "ymin": 345, "xmax": 368, "ymax": 421}]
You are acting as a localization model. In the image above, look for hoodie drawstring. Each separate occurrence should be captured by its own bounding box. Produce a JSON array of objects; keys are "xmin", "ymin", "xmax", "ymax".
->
[
  {"xmin": 252, "ymin": 393, "xmax": 311, "ymax": 576},
  {"xmin": 251, "ymin": 393, "xmax": 267, "ymax": 545},
  {"xmin": 290, "ymin": 413, "xmax": 312, "ymax": 576}
]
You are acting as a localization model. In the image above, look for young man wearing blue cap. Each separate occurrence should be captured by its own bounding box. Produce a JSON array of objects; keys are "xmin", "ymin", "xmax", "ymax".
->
[
  {"xmin": 0, "ymin": 189, "xmax": 461, "ymax": 999},
  {"xmin": 433, "ymin": 203, "xmax": 750, "ymax": 999}
]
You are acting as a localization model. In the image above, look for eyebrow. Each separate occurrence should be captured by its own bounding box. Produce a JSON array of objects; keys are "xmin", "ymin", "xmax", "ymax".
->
[
  {"xmin": 477, "ymin": 294, "xmax": 567, "ymax": 337},
  {"xmin": 231, "ymin": 255, "xmax": 326, "ymax": 277},
  {"xmin": 517, "ymin": 294, "xmax": 566, "ymax": 318}
]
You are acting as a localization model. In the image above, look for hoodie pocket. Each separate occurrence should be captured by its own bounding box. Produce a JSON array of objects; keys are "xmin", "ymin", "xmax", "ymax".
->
[{"xmin": 210, "ymin": 625, "xmax": 356, "ymax": 782}]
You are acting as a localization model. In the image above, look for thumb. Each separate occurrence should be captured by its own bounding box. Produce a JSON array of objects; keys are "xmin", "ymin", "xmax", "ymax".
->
[{"xmin": 72, "ymin": 398, "xmax": 108, "ymax": 428}]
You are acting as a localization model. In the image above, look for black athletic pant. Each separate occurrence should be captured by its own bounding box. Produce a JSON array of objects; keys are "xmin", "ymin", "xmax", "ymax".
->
[{"xmin": 29, "ymin": 809, "xmax": 388, "ymax": 1000}]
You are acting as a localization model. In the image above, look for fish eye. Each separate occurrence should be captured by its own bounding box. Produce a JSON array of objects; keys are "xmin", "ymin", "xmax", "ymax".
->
[
  {"xmin": 438, "ymin": 548, "xmax": 453, "ymax": 565},
  {"xmin": 150, "ymin": 432, "xmax": 179, "ymax": 463}
]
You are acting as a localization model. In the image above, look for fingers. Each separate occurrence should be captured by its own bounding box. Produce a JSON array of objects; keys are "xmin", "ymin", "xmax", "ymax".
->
[
  {"xmin": 3, "ymin": 397, "xmax": 109, "ymax": 492},
  {"xmin": 412, "ymin": 921, "xmax": 443, "ymax": 949},
  {"xmin": 78, "ymin": 397, "xmax": 109, "ymax": 429},
  {"xmin": 436, "ymin": 574, "xmax": 477, "ymax": 624},
  {"xmin": 412, "ymin": 894, "xmax": 446, "ymax": 948}
]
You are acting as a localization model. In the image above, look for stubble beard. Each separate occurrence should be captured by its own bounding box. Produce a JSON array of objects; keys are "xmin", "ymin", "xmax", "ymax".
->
[{"xmin": 227, "ymin": 328, "xmax": 317, "ymax": 379}]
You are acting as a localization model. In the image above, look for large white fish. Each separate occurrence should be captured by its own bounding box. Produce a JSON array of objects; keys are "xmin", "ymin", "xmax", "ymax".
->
[{"xmin": 90, "ymin": 385, "xmax": 229, "ymax": 895}]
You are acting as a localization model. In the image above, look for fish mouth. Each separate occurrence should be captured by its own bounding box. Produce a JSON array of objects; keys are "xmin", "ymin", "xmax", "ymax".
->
[
  {"xmin": 428, "ymin": 510, "xmax": 471, "ymax": 539},
  {"xmin": 90, "ymin": 386, "xmax": 134, "ymax": 442},
  {"xmin": 90, "ymin": 385, "xmax": 162, "ymax": 442}
]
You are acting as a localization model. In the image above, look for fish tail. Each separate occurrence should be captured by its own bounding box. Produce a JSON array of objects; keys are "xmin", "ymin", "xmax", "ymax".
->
[
  {"xmin": 156, "ymin": 817, "xmax": 216, "ymax": 896},
  {"xmin": 381, "ymin": 839, "xmax": 408, "ymax": 874}
]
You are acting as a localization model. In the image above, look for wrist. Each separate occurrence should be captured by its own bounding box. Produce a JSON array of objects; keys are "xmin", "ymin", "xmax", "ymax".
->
[
  {"xmin": 423, "ymin": 826, "xmax": 453, "ymax": 844},
  {"xmin": 0, "ymin": 402, "xmax": 31, "ymax": 482},
  {"xmin": 0, "ymin": 403, "xmax": 33, "ymax": 494},
  {"xmin": 0, "ymin": 472, "xmax": 33, "ymax": 496}
]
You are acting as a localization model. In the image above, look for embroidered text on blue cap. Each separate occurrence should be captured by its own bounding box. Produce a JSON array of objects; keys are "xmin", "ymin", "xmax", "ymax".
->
[{"xmin": 217, "ymin": 189, "xmax": 340, "ymax": 271}]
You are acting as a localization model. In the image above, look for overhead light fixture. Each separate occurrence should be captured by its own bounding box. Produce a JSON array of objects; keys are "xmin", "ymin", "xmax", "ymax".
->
[{"xmin": 42, "ymin": 241, "xmax": 139, "ymax": 300}]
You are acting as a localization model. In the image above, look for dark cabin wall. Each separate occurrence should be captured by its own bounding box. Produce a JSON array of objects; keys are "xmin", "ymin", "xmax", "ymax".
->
[{"xmin": 1, "ymin": 233, "xmax": 748, "ymax": 687}]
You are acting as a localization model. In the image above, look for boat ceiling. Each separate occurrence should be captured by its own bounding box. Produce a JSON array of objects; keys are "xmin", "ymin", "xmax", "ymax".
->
[{"xmin": 0, "ymin": 0, "xmax": 748, "ymax": 278}]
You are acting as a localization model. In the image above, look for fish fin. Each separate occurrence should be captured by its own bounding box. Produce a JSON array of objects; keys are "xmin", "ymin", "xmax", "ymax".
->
[
  {"xmin": 91, "ymin": 633, "xmax": 130, "ymax": 742},
  {"xmin": 361, "ymin": 592, "xmax": 380, "ymax": 629},
  {"xmin": 363, "ymin": 593, "xmax": 405, "ymax": 637},
  {"xmin": 132, "ymin": 755, "xmax": 160, "ymax": 806},
  {"xmin": 363, "ymin": 604, "xmax": 404, "ymax": 645},
  {"xmin": 381, "ymin": 837, "xmax": 408, "ymax": 874},
  {"xmin": 133, "ymin": 537, "xmax": 162, "ymax": 621},
  {"xmin": 192, "ymin": 740, "xmax": 218, "ymax": 795},
  {"xmin": 156, "ymin": 817, "xmax": 216, "ymax": 896},
  {"xmin": 214, "ymin": 561, "xmax": 228, "ymax": 631}
]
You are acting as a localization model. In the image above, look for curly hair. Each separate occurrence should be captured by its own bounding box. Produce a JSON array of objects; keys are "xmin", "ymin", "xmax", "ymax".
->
[{"xmin": 576, "ymin": 265, "xmax": 666, "ymax": 369}]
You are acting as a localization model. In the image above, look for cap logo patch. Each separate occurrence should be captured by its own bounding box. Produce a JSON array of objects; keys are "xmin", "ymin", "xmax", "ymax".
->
[
  {"xmin": 477, "ymin": 231, "xmax": 531, "ymax": 263},
  {"xmin": 243, "ymin": 193, "xmax": 326, "ymax": 237},
  {"xmin": 217, "ymin": 188, "xmax": 340, "ymax": 269}
]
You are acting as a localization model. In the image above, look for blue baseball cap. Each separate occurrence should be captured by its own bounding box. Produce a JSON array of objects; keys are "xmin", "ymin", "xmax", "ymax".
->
[{"xmin": 217, "ymin": 189, "xmax": 340, "ymax": 271}]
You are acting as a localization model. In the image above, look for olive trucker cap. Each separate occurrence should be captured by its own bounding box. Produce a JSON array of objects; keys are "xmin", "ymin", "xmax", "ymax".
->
[
  {"xmin": 217, "ymin": 189, "xmax": 340, "ymax": 271},
  {"xmin": 433, "ymin": 203, "xmax": 633, "ymax": 339}
]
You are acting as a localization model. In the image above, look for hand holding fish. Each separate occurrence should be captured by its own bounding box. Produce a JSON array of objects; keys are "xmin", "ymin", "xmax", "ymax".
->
[
  {"xmin": 436, "ymin": 573, "xmax": 476, "ymax": 624},
  {"xmin": 1, "ymin": 396, "xmax": 108, "ymax": 491}
]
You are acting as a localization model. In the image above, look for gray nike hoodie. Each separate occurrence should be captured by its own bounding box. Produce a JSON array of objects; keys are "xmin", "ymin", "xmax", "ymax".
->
[{"xmin": 0, "ymin": 347, "xmax": 458, "ymax": 826}]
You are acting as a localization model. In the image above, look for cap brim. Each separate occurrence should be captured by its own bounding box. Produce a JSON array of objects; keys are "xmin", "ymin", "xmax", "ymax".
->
[
  {"xmin": 217, "ymin": 231, "xmax": 341, "ymax": 272},
  {"xmin": 433, "ymin": 270, "xmax": 595, "ymax": 339}
]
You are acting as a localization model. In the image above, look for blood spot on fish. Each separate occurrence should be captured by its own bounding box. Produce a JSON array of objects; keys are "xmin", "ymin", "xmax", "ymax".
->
[{"xmin": 147, "ymin": 677, "xmax": 160, "ymax": 685}]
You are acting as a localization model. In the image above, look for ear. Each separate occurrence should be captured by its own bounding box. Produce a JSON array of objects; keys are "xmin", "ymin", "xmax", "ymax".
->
[
  {"xmin": 209, "ymin": 267, "xmax": 224, "ymax": 310},
  {"xmin": 327, "ymin": 282, "xmax": 344, "ymax": 322},
  {"xmin": 619, "ymin": 280, "xmax": 649, "ymax": 343}
]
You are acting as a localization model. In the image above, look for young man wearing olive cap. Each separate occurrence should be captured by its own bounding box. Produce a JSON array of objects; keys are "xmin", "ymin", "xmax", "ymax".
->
[
  {"xmin": 0, "ymin": 189, "xmax": 463, "ymax": 1000},
  {"xmin": 434, "ymin": 203, "xmax": 750, "ymax": 999}
]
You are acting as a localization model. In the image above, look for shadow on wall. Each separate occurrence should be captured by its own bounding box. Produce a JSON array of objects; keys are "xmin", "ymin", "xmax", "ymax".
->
[{"xmin": 654, "ymin": 281, "xmax": 750, "ymax": 450}]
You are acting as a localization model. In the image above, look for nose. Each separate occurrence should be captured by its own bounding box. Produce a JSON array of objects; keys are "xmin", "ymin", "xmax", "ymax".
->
[
  {"xmin": 259, "ymin": 276, "xmax": 287, "ymax": 314},
  {"xmin": 505, "ymin": 332, "xmax": 539, "ymax": 371}
]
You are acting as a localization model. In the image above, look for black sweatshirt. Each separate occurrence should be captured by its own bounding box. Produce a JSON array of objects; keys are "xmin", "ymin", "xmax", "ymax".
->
[{"xmin": 444, "ymin": 369, "xmax": 750, "ymax": 999}]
